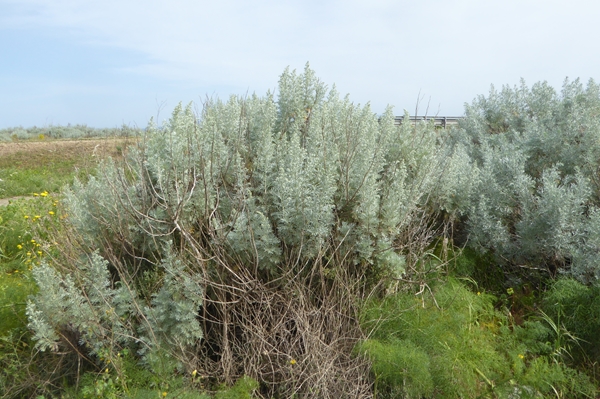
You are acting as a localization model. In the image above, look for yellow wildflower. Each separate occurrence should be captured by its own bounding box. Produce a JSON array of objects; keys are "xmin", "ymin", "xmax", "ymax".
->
[
  {"xmin": 192, "ymin": 369, "xmax": 197, "ymax": 377},
  {"xmin": 49, "ymin": 211, "xmax": 55, "ymax": 215},
  {"xmin": 17, "ymin": 244, "xmax": 23, "ymax": 250},
  {"xmin": 24, "ymin": 215, "xmax": 29, "ymax": 219},
  {"xmin": 41, "ymin": 191, "xmax": 48, "ymax": 197},
  {"xmin": 162, "ymin": 392, "xmax": 168, "ymax": 397},
  {"xmin": 518, "ymin": 354, "xmax": 524, "ymax": 359},
  {"xmin": 290, "ymin": 359, "xmax": 297, "ymax": 365}
]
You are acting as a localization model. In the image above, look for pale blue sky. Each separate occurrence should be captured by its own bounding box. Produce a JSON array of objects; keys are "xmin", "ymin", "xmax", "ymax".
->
[{"xmin": 2, "ymin": 0, "xmax": 599, "ymax": 129}]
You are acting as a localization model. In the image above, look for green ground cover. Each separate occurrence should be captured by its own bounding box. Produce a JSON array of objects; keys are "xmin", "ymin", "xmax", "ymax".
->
[
  {"xmin": 0, "ymin": 194, "xmax": 59, "ymax": 397},
  {"xmin": 0, "ymin": 137, "xmax": 131, "ymax": 198}
]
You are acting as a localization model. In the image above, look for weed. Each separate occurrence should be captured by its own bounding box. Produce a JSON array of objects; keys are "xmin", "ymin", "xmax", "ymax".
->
[
  {"xmin": 358, "ymin": 278, "xmax": 597, "ymax": 398},
  {"xmin": 542, "ymin": 278, "xmax": 600, "ymax": 373}
]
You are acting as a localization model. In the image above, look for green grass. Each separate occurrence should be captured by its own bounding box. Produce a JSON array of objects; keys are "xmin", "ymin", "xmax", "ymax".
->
[
  {"xmin": 0, "ymin": 195, "xmax": 58, "ymax": 335},
  {"xmin": 0, "ymin": 273, "xmax": 34, "ymax": 334},
  {"xmin": 0, "ymin": 137, "xmax": 132, "ymax": 198},
  {"xmin": 358, "ymin": 278, "xmax": 597, "ymax": 398},
  {"xmin": 0, "ymin": 166, "xmax": 92, "ymax": 198},
  {"xmin": 0, "ymin": 195, "xmax": 58, "ymax": 397}
]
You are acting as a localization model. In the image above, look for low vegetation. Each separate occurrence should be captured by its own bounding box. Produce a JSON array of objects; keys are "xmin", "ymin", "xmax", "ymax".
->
[
  {"xmin": 1, "ymin": 67, "xmax": 600, "ymax": 398},
  {"xmin": 0, "ymin": 124, "xmax": 140, "ymax": 142},
  {"xmin": 0, "ymin": 137, "xmax": 135, "ymax": 198}
]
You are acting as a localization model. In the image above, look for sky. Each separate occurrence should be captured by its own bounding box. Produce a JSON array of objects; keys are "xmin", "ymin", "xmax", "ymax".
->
[{"xmin": 1, "ymin": 0, "xmax": 600, "ymax": 129}]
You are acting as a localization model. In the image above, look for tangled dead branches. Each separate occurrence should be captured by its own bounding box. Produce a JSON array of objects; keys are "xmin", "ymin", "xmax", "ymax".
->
[{"xmin": 198, "ymin": 261, "xmax": 372, "ymax": 399}]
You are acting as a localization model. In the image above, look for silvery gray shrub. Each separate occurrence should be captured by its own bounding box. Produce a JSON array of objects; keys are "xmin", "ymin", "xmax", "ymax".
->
[
  {"xmin": 26, "ymin": 65, "xmax": 448, "ymax": 375},
  {"xmin": 448, "ymin": 78, "xmax": 600, "ymax": 283}
]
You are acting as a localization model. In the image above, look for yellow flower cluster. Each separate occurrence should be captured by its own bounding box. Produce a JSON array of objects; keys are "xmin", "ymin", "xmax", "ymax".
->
[
  {"xmin": 14, "ymin": 234, "xmax": 46, "ymax": 269},
  {"xmin": 21, "ymin": 193, "xmax": 59, "ymax": 222},
  {"xmin": 23, "ymin": 213, "xmax": 56, "ymax": 222}
]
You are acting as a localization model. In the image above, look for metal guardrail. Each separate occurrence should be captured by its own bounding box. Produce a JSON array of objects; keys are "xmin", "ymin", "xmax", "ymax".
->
[{"xmin": 394, "ymin": 116, "xmax": 464, "ymax": 128}]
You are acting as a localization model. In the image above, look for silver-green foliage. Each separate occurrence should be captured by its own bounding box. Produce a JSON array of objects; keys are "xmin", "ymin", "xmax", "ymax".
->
[
  {"xmin": 448, "ymin": 78, "xmax": 600, "ymax": 282},
  {"xmin": 26, "ymin": 65, "xmax": 447, "ymax": 376},
  {"xmin": 62, "ymin": 64, "xmax": 443, "ymax": 276},
  {"xmin": 27, "ymin": 252, "xmax": 134, "ymax": 353},
  {"xmin": 27, "ymin": 250, "xmax": 203, "ymax": 364}
]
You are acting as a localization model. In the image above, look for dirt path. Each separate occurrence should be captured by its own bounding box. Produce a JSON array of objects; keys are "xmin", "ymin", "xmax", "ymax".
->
[{"xmin": 0, "ymin": 196, "xmax": 33, "ymax": 207}]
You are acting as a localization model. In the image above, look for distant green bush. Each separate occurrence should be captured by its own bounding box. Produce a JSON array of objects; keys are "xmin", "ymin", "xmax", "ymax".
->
[{"xmin": 0, "ymin": 123, "xmax": 140, "ymax": 141}]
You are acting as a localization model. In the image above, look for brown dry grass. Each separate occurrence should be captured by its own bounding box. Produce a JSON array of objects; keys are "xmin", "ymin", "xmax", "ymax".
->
[{"xmin": 0, "ymin": 137, "xmax": 133, "ymax": 166}]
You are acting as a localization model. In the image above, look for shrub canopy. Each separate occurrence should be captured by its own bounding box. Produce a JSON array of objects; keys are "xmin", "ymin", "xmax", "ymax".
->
[{"xmin": 448, "ymin": 78, "xmax": 600, "ymax": 282}]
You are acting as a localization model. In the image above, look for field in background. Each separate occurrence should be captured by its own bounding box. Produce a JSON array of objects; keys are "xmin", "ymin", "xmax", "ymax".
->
[
  {"xmin": 0, "ymin": 137, "xmax": 135, "ymax": 199},
  {"xmin": 0, "ymin": 124, "xmax": 140, "ymax": 142}
]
